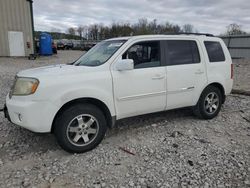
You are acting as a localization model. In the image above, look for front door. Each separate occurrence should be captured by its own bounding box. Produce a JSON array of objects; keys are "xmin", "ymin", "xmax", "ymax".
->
[{"xmin": 111, "ymin": 40, "xmax": 167, "ymax": 119}]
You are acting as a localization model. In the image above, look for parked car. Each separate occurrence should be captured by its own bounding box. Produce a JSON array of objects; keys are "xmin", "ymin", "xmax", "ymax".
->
[
  {"xmin": 57, "ymin": 41, "xmax": 74, "ymax": 50},
  {"xmin": 4, "ymin": 34, "xmax": 233, "ymax": 153},
  {"xmin": 65, "ymin": 42, "xmax": 74, "ymax": 50},
  {"xmin": 82, "ymin": 43, "xmax": 96, "ymax": 51},
  {"xmin": 57, "ymin": 41, "xmax": 65, "ymax": 50}
]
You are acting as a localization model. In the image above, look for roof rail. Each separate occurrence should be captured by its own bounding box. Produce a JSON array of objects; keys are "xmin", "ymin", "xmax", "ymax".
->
[{"xmin": 166, "ymin": 32, "xmax": 214, "ymax": 37}]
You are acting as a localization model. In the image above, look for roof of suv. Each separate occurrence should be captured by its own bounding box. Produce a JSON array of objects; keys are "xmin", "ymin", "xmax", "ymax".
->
[{"xmin": 106, "ymin": 34, "xmax": 217, "ymax": 41}]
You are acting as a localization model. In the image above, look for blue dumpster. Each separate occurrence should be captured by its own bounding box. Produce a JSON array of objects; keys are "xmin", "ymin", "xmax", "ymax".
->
[{"xmin": 39, "ymin": 33, "xmax": 52, "ymax": 55}]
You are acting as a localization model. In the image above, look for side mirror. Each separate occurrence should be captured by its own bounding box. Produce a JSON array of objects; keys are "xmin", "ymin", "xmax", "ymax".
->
[{"xmin": 115, "ymin": 59, "xmax": 134, "ymax": 71}]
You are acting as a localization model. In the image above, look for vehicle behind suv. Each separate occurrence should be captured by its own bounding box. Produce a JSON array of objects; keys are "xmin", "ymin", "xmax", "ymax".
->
[
  {"xmin": 65, "ymin": 42, "xmax": 74, "ymax": 50},
  {"xmin": 57, "ymin": 41, "xmax": 74, "ymax": 50},
  {"xmin": 4, "ymin": 34, "xmax": 233, "ymax": 153},
  {"xmin": 56, "ymin": 41, "xmax": 65, "ymax": 50}
]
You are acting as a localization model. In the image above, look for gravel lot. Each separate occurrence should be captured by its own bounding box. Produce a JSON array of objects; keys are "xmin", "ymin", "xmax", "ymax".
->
[{"xmin": 0, "ymin": 51, "xmax": 250, "ymax": 188}]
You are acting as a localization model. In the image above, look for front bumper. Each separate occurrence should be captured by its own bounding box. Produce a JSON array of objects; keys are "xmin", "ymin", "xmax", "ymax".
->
[{"xmin": 5, "ymin": 95, "xmax": 59, "ymax": 133}]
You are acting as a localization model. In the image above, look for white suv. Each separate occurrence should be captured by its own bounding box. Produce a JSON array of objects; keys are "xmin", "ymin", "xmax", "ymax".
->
[{"xmin": 4, "ymin": 34, "xmax": 233, "ymax": 153}]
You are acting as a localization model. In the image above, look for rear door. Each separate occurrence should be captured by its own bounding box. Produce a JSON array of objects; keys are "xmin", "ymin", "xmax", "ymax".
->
[{"xmin": 163, "ymin": 39, "xmax": 207, "ymax": 109}]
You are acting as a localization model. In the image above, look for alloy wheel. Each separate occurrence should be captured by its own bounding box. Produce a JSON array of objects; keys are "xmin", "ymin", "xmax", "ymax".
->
[{"xmin": 66, "ymin": 114, "xmax": 99, "ymax": 146}]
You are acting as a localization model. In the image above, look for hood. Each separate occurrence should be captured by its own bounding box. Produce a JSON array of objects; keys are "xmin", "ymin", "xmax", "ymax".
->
[{"xmin": 17, "ymin": 64, "xmax": 95, "ymax": 78}]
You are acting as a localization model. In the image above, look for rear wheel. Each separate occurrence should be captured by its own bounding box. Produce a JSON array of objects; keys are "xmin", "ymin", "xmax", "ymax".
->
[
  {"xmin": 193, "ymin": 86, "xmax": 222, "ymax": 119},
  {"xmin": 54, "ymin": 104, "xmax": 107, "ymax": 153}
]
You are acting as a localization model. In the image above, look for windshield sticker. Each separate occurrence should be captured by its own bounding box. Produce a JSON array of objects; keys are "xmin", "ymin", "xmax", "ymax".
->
[{"xmin": 108, "ymin": 43, "xmax": 123, "ymax": 47}]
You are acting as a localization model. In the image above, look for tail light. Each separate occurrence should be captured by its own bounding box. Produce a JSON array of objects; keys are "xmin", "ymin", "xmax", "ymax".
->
[{"xmin": 231, "ymin": 63, "xmax": 233, "ymax": 79}]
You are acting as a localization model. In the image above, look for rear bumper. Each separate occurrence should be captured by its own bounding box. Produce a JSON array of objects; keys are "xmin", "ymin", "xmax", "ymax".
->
[{"xmin": 5, "ymin": 95, "xmax": 58, "ymax": 133}]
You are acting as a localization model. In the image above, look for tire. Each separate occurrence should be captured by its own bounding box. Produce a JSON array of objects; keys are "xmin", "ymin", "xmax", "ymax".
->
[
  {"xmin": 54, "ymin": 103, "xmax": 107, "ymax": 153},
  {"xmin": 193, "ymin": 86, "xmax": 222, "ymax": 119}
]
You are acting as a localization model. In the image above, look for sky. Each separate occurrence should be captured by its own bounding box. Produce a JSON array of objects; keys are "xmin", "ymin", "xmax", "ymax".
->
[{"xmin": 33, "ymin": 0, "xmax": 250, "ymax": 35}]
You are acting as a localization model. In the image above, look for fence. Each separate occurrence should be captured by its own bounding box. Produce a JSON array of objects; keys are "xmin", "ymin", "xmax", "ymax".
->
[{"xmin": 221, "ymin": 35, "xmax": 250, "ymax": 59}]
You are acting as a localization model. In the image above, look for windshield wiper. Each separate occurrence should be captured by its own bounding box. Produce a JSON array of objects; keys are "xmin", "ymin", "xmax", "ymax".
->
[{"xmin": 67, "ymin": 61, "xmax": 75, "ymax": 65}]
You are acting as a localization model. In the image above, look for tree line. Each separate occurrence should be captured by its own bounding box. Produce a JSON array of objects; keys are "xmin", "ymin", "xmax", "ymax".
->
[
  {"xmin": 36, "ymin": 19, "xmax": 248, "ymax": 40},
  {"xmin": 67, "ymin": 18, "xmax": 198, "ymax": 40},
  {"xmin": 34, "ymin": 31, "xmax": 82, "ymax": 40}
]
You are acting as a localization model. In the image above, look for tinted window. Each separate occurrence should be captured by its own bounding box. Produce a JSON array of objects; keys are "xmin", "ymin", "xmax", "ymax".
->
[
  {"xmin": 204, "ymin": 41, "xmax": 225, "ymax": 62},
  {"xmin": 122, "ymin": 41, "xmax": 160, "ymax": 69},
  {"xmin": 167, "ymin": 40, "xmax": 200, "ymax": 65}
]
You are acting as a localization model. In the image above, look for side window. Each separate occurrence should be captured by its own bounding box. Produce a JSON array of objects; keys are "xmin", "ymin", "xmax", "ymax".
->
[
  {"xmin": 122, "ymin": 41, "xmax": 161, "ymax": 69},
  {"xmin": 204, "ymin": 41, "xmax": 225, "ymax": 62},
  {"xmin": 167, "ymin": 40, "xmax": 200, "ymax": 65}
]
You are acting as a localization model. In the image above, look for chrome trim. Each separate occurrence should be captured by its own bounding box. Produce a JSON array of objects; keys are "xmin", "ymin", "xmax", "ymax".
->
[
  {"xmin": 118, "ymin": 91, "xmax": 166, "ymax": 101},
  {"xmin": 167, "ymin": 86, "xmax": 195, "ymax": 94}
]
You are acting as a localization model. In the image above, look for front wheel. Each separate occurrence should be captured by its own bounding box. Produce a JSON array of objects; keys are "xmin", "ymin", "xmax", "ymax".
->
[
  {"xmin": 193, "ymin": 86, "xmax": 222, "ymax": 119},
  {"xmin": 54, "ymin": 104, "xmax": 107, "ymax": 153}
]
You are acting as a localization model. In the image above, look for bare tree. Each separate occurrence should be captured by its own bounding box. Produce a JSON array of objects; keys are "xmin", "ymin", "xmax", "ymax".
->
[
  {"xmin": 63, "ymin": 19, "xmax": 203, "ymax": 40},
  {"xmin": 88, "ymin": 24, "xmax": 99, "ymax": 40},
  {"xmin": 134, "ymin": 18, "xmax": 149, "ymax": 35},
  {"xmin": 68, "ymin": 27, "xmax": 76, "ymax": 35},
  {"xmin": 77, "ymin": 26, "xmax": 85, "ymax": 40},
  {"xmin": 182, "ymin": 24, "xmax": 194, "ymax": 33},
  {"xmin": 226, "ymin": 23, "xmax": 246, "ymax": 35}
]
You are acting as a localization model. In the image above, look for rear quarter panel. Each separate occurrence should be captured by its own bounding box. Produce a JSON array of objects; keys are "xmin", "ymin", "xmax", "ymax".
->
[{"xmin": 201, "ymin": 37, "xmax": 233, "ymax": 95}]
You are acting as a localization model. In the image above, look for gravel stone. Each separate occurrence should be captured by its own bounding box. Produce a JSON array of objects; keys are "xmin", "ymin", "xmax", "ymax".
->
[
  {"xmin": 129, "ymin": 180, "xmax": 135, "ymax": 187},
  {"xmin": 245, "ymin": 180, "xmax": 250, "ymax": 185}
]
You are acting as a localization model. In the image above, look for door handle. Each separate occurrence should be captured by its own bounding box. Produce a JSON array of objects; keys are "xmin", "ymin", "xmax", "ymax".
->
[
  {"xmin": 152, "ymin": 75, "xmax": 165, "ymax": 80},
  {"xmin": 195, "ymin": 70, "xmax": 204, "ymax": 75}
]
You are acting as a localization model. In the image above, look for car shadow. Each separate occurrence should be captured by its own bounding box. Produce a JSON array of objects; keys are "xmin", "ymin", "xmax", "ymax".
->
[
  {"xmin": 0, "ymin": 107, "xmax": 194, "ymax": 155},
  {"xmin": 107, "ymin": 107, "xmax": 194, "ymax": 137}
]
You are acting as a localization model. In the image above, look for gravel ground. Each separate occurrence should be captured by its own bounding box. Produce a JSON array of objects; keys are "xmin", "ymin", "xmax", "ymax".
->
[{"xmin": 0, "ymin": 51, "xmax": 250, "ymax": 188}]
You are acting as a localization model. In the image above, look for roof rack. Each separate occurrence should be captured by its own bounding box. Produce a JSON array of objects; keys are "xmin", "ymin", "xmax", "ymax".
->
[{"xmin": 166, "ymin": 32, "xmax": 214, "ymax": 37}]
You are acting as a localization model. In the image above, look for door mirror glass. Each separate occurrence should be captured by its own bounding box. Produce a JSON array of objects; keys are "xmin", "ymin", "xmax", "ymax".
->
[{"xmin": 115, "ymin": 59, "xmax": 134, "ymax": 71}]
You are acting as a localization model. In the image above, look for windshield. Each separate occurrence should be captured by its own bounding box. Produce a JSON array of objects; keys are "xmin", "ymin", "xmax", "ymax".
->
[{"xmin": 75, "ymin": 40, "xmax": 126, "ymax": 66}]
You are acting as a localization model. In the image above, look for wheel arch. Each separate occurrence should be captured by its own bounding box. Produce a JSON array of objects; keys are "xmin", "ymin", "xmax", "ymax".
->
[
  {"xmin": 201, "ymin": 82, "xmax": 226, "ymax": 104},
  {"xmin": 51, "ymin": 97, "xmax": 115, "ymax": 133}
]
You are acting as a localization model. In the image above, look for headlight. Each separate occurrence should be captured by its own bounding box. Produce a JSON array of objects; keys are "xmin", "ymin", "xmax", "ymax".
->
[{"xmin": 10, "ymin": 77, "xmax": 39, "ymax": 97}]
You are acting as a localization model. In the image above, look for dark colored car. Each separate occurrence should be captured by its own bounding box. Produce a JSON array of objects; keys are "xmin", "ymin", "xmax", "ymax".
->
[
  {"xmin": 57, "ymin": 42, "xmax": 65, "ymax": 50},
  {"xmin": 65, "ymin": 42, "xmax": 74, "ymax": 50},
  {"xmin": 82, "ymin": 43, "xmax": 96, "ymax": 51},
  {"xmin": 57, "ymin": 41, "xmax": 74, "ymax": 50}
]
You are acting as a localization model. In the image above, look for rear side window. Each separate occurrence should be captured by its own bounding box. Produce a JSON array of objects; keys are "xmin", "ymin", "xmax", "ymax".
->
[
  {"xmin": 204, "ymin": 41, "xmax": 225, "ymax": 62},
  {"xmin": 167, "ymin": 40, "xmax": 200, "ymax": 65}
]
